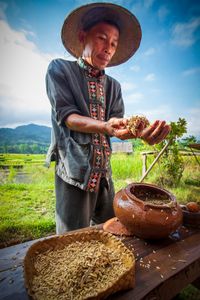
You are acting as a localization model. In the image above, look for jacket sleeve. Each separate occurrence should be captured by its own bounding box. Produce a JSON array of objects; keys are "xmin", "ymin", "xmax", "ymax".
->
[
  {"xmin": 46, "ymin": 59, "xmax": 82, "ymax": 126},
  {"xmin": 106, "ymin": 76, "xmax": 125, "ymax": 120}
]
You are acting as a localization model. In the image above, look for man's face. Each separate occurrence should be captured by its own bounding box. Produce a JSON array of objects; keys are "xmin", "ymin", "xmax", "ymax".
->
[{"xmin": 81, "ymin": 22, "xmax": 119, "ymax": 70}]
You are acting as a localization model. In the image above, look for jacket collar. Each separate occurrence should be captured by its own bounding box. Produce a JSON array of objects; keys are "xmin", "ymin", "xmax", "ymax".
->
[{"xmin": 77, "ymin": 57, "xmax": 105, "ymax": 78}]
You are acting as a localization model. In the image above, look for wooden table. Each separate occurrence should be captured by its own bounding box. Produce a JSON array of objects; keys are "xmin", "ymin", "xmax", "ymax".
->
[{"xmin": 0, "ymin": 226, "xmax": 200, "ymax": 300}]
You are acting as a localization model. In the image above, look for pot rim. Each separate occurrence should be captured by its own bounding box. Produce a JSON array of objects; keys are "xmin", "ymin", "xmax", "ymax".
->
[{"xmin": 124, "ymin": 182, "xmax": 177, "ymax": 209}]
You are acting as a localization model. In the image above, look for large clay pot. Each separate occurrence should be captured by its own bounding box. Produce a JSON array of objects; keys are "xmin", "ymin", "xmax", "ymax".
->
[{"xmin": 113, "ymin": 183, "xmax": 183, "ymax": 239}]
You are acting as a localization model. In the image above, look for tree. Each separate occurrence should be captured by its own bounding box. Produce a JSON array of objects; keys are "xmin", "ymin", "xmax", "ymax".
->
[{"xmin": 155, "ymin": 118, "xmax": 187, "ymax": 187}]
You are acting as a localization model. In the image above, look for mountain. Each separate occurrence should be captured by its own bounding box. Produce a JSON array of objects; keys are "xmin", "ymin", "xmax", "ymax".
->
[
  {"xmin": 0, "ymin": 124, "xmax": 51, "ymax": 145},
  {"xmin": 0, "ymin": 124, "xmax": 51, "ymax": 153}
]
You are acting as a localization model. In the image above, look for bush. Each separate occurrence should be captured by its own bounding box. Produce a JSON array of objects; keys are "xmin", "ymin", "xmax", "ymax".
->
[{"xmin": 155, "ymin": 118, "xmax": 187, "ymax": 187}]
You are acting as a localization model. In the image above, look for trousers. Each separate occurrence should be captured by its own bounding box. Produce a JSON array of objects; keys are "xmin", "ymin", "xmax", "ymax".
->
[{"xmin": 55, "ymin": 173, "xmax": 115, "ymax": 234}]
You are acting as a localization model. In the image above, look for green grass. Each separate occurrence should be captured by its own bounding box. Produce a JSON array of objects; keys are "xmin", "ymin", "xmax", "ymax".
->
[
  {"xmin": 0, "ymin": 153, "xmax": 46, "ymax": 167},
  {"xmin": 0, "ymin": 183, "xmax": 55, "ymax": 245},
  {"xmin": 0, "ymin": 154, "xmax": 55, "ymax": 246},
  {"xmin": 0, "ymin": 152, "xmax": 199, "ymax": 247},
  {"xmin": 175, "ymin": 284, "xmax": 200, "ymax": 300}
]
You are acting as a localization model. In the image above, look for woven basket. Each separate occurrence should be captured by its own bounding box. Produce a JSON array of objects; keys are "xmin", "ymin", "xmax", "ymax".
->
[{"xmin": 24, "ymin": 229, "xmax": 135, "ymax": 300}]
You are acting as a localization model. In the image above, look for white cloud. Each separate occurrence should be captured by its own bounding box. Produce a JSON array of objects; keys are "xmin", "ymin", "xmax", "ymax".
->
[
  {"xmin": 130, "ymin": 65, "xmax": 141, "ymax": 72},
  {"xmin": 186, "ymin": 107, "xmax": 200, "ymax": 136},
  {"xmin": 124, "ymin": 92, "xmax": 144, "ymax": 104},
  {"xmin": 121, "ymin": 82, "xmax": 137, "ymax": 92},
  {"xmin": 131, "ymin": 0, "xmax": 155, "ymax": 15},
  {"xmin": 0, "ymin": 2, "xmax": 7, "ymax": 19},
  {"xmin": 144, "ymin": 0, "xmax": 155, "ymax": 9},
  {"xmin": 75, "ymin": 0, "xmax": 124, "ymax": 5},
  {"xmin": 124, "ymin": 104, "xmax": 172, "ymax": 123},
  {"xmin": 149, "ymin": 88, "xmax": 161, "ymax": 94},
  {"xmin": 0, "ymin": 19, "xmax": 67, "ymax": 127},
  {"xmin": 158, "ymin": 5, "xmax": 169, "ymax": 21},
  {"xmin": 144, "ymin": 47, "xmax": 155, "ymax": 56},
  {"xmin": 182, "ymin": 67, "xmax": 200, "ymax": 76},
  {"xmin": 142, "ymin": 105, "xmax": 200, "ymax": 137},
  {"xmin": 144, "ymin": 73, "xmax": 156, "ymax": 81},
  {"xmin": 140, "ymin": 105, "xmax": 172, "ymax": 122},
  {"xmin": 171, "ymin": 17, "xmax": 200, "ymax": 47}
]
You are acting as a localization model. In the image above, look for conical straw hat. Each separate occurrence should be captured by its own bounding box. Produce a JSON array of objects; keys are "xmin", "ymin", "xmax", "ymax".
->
[{"xmin": 61, "ymin": 2, "xmax": 142, "ymax": 66}]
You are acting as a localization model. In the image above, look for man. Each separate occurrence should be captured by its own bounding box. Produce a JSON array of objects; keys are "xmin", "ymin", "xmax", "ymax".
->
[{"xmin": 46, "ymin": 3, "xmax": 170, "ymax": 234}]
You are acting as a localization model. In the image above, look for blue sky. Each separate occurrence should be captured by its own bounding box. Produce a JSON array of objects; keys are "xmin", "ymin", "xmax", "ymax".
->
[{"xmin": 0, "ymin": 0, "xmax": 199, "ymax": 137}]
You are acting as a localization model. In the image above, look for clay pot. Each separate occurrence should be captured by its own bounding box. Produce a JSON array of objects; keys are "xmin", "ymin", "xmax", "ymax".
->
[
  {"xmin": 180, "ymin": 205, "xmax": 200, "ymax": 228},
  {"xmin": 113, "ymin": 183, "xmax": 183, "ymax": 239}
]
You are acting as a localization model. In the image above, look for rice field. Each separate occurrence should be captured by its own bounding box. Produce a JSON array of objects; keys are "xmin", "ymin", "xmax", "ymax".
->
[{"xmin": 0, "ymin": 152, "xmax": 199, "ymax": 247}]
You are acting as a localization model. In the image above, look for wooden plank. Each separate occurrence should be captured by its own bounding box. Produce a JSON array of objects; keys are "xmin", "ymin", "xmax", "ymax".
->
[
  {"xmin": 141, "ymin": 150, "xmax": 200, "ymax": 156},
  {"xmin": 189, "ymin": 143, "xmax": 200, "ymax": 150},
  {"xmin": 142, "ymin": 153, "xmax": 147, "ymax": 176},
  {"xmin": 0, "ymin": 238, "xmax": 46, "ymax": 271},
  {"xmin": 0, "ymin": 266, "xmax": 29, "ymax": 300},
  {"xmin": 108, "ymin": 231, "xmax": 200, "ymax": 299},
  {"xmin": 0, "ymin": 227, "xmax": 200, "ymax": 300},
  {"xmin": 145, "ymin": 259, "xmax": 200, "ymax": 299}
]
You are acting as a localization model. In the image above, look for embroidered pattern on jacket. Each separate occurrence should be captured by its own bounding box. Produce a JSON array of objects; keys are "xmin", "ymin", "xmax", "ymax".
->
[{"xmin": 77, "ymin": 57, "xmax": 111, "ymax": 192}]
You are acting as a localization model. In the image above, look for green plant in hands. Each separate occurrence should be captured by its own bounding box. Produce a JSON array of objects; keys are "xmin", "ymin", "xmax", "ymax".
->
[{"xmin": 155, "ymin": 118, "xmax": 187, "ymax": 187}]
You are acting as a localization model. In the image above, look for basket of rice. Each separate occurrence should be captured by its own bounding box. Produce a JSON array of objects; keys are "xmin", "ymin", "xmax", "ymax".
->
[{"xmin": 24, "ymin": 229, "xmax": 135, "ymax": 300}]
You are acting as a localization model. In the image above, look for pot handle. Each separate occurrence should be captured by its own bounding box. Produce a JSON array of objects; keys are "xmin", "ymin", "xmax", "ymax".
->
[{"xmin": 120, "ymin": 189, "xmax": 131, "ymax": 201}]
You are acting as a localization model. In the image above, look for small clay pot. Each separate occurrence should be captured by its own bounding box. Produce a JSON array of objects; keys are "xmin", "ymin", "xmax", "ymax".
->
[
  {"xmin": 181, "ymin": 208, "xmax": 200, "ymax": 228},
  {"xmin": 113, "ymin": 183, "xmax": 183, "ymax": 239}
]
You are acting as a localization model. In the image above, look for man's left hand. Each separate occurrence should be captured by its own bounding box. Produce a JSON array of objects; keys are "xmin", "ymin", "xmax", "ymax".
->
[{"xmin": 141, "ymin": 120, "xmax": 171, "ymax": 145}]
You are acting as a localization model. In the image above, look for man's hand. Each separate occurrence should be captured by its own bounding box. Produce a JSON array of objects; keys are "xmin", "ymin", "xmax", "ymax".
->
[
  {"xmin": 141, "ymin": 120, "xmax": 171, "ymax": 145},
  {"xmin": 66, "ymin": 114, "xmax": 170, "ymax": 145},
  {"xmin": 107, "ymin": 117, "xmax": 147, "ymax": 140},
  {"xmin": 106, "ymin": 118, "xmax": 133, "ymax": 139},
  {"xmin": 105, "ymin": 117, "xmax": 125, "ymax": 135},
  {"xmin": 109, "ymin": 118, "xmax": 171, "ymax": 144}
]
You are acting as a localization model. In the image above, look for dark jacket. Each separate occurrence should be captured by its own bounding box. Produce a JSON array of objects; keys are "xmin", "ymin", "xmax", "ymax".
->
[{"xmin": 46, "ymin": 58, "xmax": 124, "ymax": 190}]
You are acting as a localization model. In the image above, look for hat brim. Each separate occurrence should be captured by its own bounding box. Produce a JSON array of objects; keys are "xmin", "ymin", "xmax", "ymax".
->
[{"xmin": 61, "ymin": 2, "xmax": 142, "ymax": 67}]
